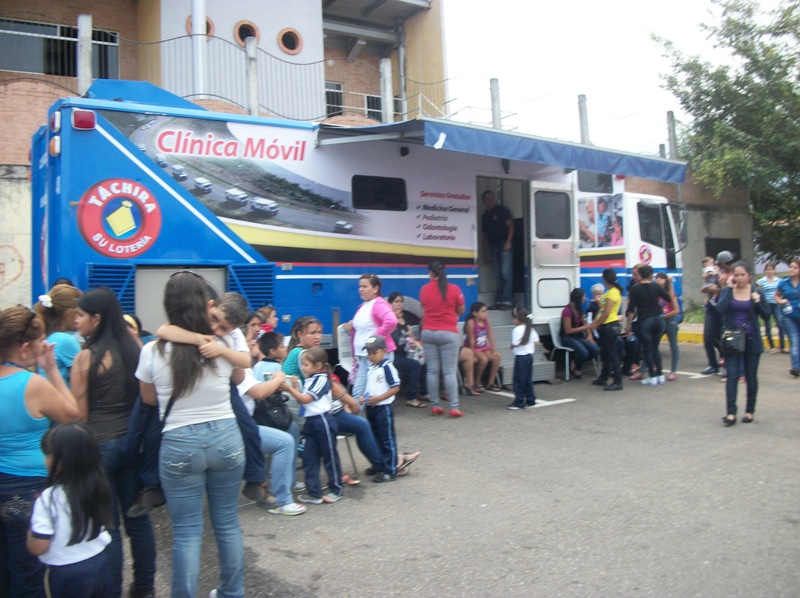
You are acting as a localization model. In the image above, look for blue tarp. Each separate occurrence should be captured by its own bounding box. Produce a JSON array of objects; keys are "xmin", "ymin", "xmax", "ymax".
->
[{"xmin": 322, "ymin": 118, "xmax": 687, "ymax": 185}]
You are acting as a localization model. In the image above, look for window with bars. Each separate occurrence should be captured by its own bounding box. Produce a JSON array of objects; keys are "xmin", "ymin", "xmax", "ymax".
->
[
  {"xmin": 325, "ymin": 81, "xmax": 343, "ymax": 117},
  {"xmin": 0, "ymin": 18, "xmax": 119, "ymax": 78}
]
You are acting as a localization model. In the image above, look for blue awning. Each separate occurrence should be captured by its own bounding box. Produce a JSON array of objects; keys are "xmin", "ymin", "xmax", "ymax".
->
[{"xmin": 320, "ymin": 118, "xmax": 687, "ymax": 184}]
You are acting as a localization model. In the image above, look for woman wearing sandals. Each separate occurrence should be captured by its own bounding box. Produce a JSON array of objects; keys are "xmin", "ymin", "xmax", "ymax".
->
[
  {"xmin": 715, "ymin": 262, "xmax": 769, "ymax": 426},
  {"xmin": 387, "ymin": 292, "xmax": 429, "ymax": 408}
]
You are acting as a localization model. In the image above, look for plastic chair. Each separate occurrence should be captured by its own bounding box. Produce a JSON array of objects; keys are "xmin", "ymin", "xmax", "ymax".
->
[{"xmin": 548, "ymin": 317, "xmax": 599, "ymax": 380}]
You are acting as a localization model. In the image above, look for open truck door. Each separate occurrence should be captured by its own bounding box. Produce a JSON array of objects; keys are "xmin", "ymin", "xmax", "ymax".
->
[{"xmin": 529, "ymin": 181, "xmax": 578, "ymax": 326}]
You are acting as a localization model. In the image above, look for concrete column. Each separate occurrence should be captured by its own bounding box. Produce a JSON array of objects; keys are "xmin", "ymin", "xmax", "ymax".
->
[{"xmin": 77, "ymin": 14, "xmax": 92, "ymax": 96}]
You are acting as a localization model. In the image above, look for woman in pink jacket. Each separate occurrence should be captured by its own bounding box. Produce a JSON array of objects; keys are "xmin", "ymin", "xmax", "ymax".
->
[{"xmin": 344, "ymin": 274, "xmax": 398, "ymax": 400}]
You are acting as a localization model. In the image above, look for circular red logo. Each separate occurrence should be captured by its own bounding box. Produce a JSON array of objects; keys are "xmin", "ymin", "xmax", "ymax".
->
[
  {"xmin": 638, "ymin": 245, "xmax": 653, "ymax": 265},
  {"xmin": 77, "ymin": 178, "xmax": 161, "ymax": 258}
]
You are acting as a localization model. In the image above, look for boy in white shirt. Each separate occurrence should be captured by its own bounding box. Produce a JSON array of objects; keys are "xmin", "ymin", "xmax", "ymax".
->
[{"xmin": 360, "ymin": 336, "xmax": 401, "ymax": 483}]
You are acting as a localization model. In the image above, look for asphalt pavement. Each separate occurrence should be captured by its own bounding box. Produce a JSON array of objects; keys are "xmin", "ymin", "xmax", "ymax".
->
[{"xmin": 135, "ymin": 335, "xmax": 800, "ymax": 597}]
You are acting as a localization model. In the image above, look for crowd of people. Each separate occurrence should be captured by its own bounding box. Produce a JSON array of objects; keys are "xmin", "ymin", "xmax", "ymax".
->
[{"xmin": 2, "ymin": 253, "xmax": 798, "ymax": 597}]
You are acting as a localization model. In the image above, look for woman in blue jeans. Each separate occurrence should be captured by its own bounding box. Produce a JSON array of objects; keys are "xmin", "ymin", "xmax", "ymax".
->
[
  {"xmin": 137, "ymin": 273, "xmax": 245, "ymax": 598},
  {"xmin": 624, "ymin": 265, "xmax": 676, "ymax": 386},
  {"xmin": 655, "ymin": 272, "xmax": 682, "ymax": 381},
  {"xmin": 560, "ymin": 288, "xmax": 600, "ymax": 378},
  {"xmin": 775, "ymin": 259, "xmax": 800, "ymax": 377},
  {"xmin": 715, "ymin": 262, "xmax": 769, "ymax": 425},
  {"xmin": 72, "ymin": 289, "xmax": 156, "ymax": 598}
]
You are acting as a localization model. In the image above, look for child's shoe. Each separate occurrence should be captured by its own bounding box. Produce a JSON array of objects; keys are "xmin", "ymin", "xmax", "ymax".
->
[
  {"xmin": 298, "ymin": 494, "xmax": 323, "ymax": 505},
  {"xmin": 268, "ymin": 502, "xmax": 307, "ymax": 516},
  {"xmin": 322, "ymin": 492, "xmax": 343, "ymax": 503}
]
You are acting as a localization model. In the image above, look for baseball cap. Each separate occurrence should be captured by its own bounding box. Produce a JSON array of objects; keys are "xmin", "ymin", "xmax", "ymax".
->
[
  {"xmin": 364, "ymin": 335, "xmax": 386, "ymax": 352},
  {"xmin": 703, "ymin": 266, "xmax": 716, "ymax": 275},
  {"xmin": 716, "ymin": 250, "xmax": 734, "ymax": 265}
]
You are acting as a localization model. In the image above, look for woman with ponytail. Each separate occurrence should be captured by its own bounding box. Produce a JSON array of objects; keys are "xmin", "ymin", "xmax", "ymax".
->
[{"xmin": 419, "ymin": 260, "xmax": 466, "ymax": 417}]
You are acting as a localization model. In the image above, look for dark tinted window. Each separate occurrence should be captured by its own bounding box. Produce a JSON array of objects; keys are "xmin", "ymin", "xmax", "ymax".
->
[
  {"xmin": 534, "ymin": 190, "xmax": 570, "ymax": 239},
  {"xmin": 577, "ymin": 170, "xmax": 613, "ymax": 193},
  {"xmin": 352, "ymin": 175, "xmax": 407, "ymax": 211},
  {"xmin": 638, "ymin": 202, "xmax": 664, "ymax": 247}
]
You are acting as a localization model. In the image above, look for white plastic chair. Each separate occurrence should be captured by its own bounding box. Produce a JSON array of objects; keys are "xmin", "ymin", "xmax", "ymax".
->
[
  {"xmin": 549, "ymin": 317, "xmax": 599, "ymax": 380},
  {"xmin": 336, "ymin": 323, "xmax": 353, "ymax": 377}
]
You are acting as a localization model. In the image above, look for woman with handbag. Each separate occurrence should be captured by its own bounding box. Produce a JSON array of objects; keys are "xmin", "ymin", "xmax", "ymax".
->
[
  {"xmin": 715, "ymin": 262, "xmax": 769, "ymax": 426},
  {"xmin": 387, "ymin": 292, "xmax": 429, "ymax": 407}
]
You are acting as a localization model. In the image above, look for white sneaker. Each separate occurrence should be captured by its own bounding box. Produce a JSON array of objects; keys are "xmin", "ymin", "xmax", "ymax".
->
[
  {"xmin": 657, "ymin": 375, "xmax": 666, "ymax": 385},
  {"xmin": 209, "ymin": 590, "xmax": 217, "ymax": 598},
  {"xmin": 641, "ymin": 377, "xmax": 658, "ymax": 386},
  {"xmin": 268, "ymin": 502, "xmax": 307, "ymax": 516}
]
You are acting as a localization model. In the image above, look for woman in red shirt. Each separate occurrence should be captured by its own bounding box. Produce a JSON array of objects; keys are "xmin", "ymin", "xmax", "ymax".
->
[{"xmin": 419, "ymin": 261, "xmax": 466, "ymax": 417}]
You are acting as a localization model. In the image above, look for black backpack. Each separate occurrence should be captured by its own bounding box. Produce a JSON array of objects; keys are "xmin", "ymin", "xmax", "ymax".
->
[{"xmin": 253, "ymin": 393, "xmax": 293, "ymax": 431}]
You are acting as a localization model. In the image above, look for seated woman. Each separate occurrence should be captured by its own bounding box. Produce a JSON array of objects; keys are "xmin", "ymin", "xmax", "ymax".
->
[
  {"xmin": 560, "ymin": 288, "xmax": 600, "ymax": 379},
  {"xmin": 387, "ymin": 292, "xmax": 429, "ymax": 408}
]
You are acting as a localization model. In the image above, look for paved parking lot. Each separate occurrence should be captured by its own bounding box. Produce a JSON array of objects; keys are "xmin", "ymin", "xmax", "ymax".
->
[{"xmin": 138, "ymin": 340, "xmax": 800, "ymax": 597}]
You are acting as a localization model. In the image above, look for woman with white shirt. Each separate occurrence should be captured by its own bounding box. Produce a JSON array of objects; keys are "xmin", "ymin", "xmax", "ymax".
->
[
  {"xmin": 136, "ymin": 272, "xmax": 245, "ymax": 598},
  {"xmin": 344, "ymin": 274, "xmax": 398, "ymax": 401}
]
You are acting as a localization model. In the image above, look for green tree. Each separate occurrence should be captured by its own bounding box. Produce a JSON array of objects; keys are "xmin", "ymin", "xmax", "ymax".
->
[{"xmin": 657, "ymin": 0, "xmax": 800, "ymax": 263}]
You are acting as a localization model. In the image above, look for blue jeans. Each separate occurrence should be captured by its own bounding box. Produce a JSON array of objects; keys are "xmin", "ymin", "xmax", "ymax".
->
[
  {"xmin": 421, "ymin": 329, "xmax": 461, "ymax": 409},
  {"xmin": 783, "ymin": 316, "xmax": 800, "ymax": 370},
  {"xmin": 639, "ymin": 315, "xmax": 666, "ymax": 377},
  {"xmin": 352, "ymin": 352, "xmax": 394, "ymax": 404},
  {"xmin": 560, "ymin": 335, "xmax": 600, "ymax": 370},
  {"xmin": 160, "ymin": 419, "xmax": 245, "ymax": 598},
  {"xmin": 0, "ymin": 474, "xmax": 46, "ymax": 598},
  {"xmin": 98, "ymin": 436, "xmax": 156, "ymax": 597},
  {"xmin": 392, "ymin": 354, "xmax": 427, "ymax": 399},
  {"xmin": 489, "ymin": 242, "xmax": 513, "ymax": 305},
  {"xmin": 257, "ymin": 426, "xmax": 295, "ymax": 506},
  {"xmin": 763, "ymin": 303, "xmax": 786, "ymax": 350},
  {"xmin": 510, "ymin": 354, "xmax": 535, "ymax": 407},
  {"xmin": 333, "ymin": 410, "xmax": 382, "ymax": 470},
  {"xmin": 724, "ymin": 340, "xmax": 761, "ymax": 416},
  {"xmin": 703, "ymin": 304, "xmax": 722, "ymax": 369},
  {"xmin": 664, "ymin": 316, "xmax": 680, "ymax": 373}
]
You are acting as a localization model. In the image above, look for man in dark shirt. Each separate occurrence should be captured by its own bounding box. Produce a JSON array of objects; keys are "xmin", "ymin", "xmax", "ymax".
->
[{"xmin": 481, "ymin": 190, "xmax": 514, "ymax": 310}]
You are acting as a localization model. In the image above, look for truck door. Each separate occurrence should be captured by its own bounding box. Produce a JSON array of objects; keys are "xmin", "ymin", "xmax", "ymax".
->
[{"xmin": 529, "ymin": 181, "xmax": 578, "ymax": 325}]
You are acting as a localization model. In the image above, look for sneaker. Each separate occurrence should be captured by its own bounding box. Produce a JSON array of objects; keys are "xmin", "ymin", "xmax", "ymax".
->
[
  {"xmin": 791, "ymin": 369, "xmax": 799, "ymax": 378},
  {"xmin": 629, "ymin": 372, "xmax": 643, "ymax": 381},
  {"xmin": 642, "ymin": 377, "xmax": 658, "ymax": 386},
  {"xmin": 700, "ymin": 366, "xmax": 719, "ymax": 375},
  {"xmin": 526, "ymin": 401, "xmax": 537, "ymax": 407},
  {"xmin": 603, "ymin": 383, "xmax": 623, "ymax": 391},
  {"xmin": 298, "ymin": 494, "xmax": 323, "ymax": 505},
  {"xmin": 449, "ymin": 409, "xmax": 464, "ymax": 418},
  {"xmin": 268, "ymin": 502, "xmax": 307, "ymax": 516},
  {"xmin": 364, "ymin": 466, "xmax": 378, "ymax": 476},
  {"xmin": 372, "ymin": 472, "xmax": 396, "ymax": 483},
  {"xmin": 242, "ymin": 483, "xmax": 278, "ymax": 509},
  {"xmin": 292, "ymin": 481, "xmax": 307, "ymax": 493},
  {"xmin": 431, "ymin": 406, "xmax": 445, "ymax": 416},
  {"xmin": 591, "ymin": 378, "xmax": 607, "ymax": 386},
  {"xmin": 666, "ymin": 372, "xmax": 677, "ymax": 382},
  {"xmin": 506, "ymin": 404, "xmax": 524, "ymax": 410},
  {"xmin": 126, "ymin": 487, "xmax": 166, "ymax": 518},
  {"xmin": 209, "ymin": 590, "xmax": 217, "ymax": 598},
  {"xmin": 322, "ymin": 492, "xmax": 343, "ymax": 503},
  {"xmin": 657, "ymin": 375, "xmax": 666, "ymax": 385}
]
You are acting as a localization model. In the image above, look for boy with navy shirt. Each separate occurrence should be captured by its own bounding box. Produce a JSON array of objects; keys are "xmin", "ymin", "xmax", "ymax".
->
[{"xmin": 360, "ymin": 336, "xmax": 401, "ymax": 483}]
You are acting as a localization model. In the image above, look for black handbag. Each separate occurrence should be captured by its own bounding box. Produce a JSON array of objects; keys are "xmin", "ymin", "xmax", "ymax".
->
[
  {"xmin": 720, "ymin": 328, "xmax": 745, "ymax": 355},
  {"xmin": 253, "ymin": 393, "xmax": 293, "ymax": 431}
]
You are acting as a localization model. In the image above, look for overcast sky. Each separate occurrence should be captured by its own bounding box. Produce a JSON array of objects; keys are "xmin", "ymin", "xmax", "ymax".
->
[{"xmin": 442, "ymin": 0, "xmax": 728, "ymax": 156}]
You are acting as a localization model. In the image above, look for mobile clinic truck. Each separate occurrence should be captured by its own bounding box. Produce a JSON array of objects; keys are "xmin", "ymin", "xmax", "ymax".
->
[{"xmin": 32, "ymin": 80, "xmax": 686, "ymax": 345}]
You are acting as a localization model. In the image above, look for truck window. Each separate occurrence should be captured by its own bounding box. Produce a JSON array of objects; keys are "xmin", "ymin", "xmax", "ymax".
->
[
  {"xmin": 638, "ymin": 202, "xmax": 664, "ymax": 248},
  {"xmin": 351, "ymin": 175, "xmax": 407, "ymax": 211},
  {"xmin": 534, "ymin": 190, "xmax": 571, "ymax": 240},
  {"xmin": 577, "ymin": 171, "xmax": 613, "ymax": 194}
]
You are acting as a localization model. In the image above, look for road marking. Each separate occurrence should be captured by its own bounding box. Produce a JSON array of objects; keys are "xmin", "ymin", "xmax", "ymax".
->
[
  {"xmin": 532, "ymin": 398, "xmax": 577, "ymax": 407},
  {"xmin": 675, "ymin": 370, "xmax": 716, "ymax": 380}
]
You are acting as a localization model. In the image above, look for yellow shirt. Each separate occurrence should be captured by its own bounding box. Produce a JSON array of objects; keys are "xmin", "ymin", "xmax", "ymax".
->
[{"xmin": 599, "ymin": 286, "xmax": 622, "ymax": 325}]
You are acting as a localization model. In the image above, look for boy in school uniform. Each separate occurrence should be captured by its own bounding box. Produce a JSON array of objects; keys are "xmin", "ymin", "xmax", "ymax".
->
[{"xmin": 360, "ymin": 335, "xmax": 401, "ymax": 483}]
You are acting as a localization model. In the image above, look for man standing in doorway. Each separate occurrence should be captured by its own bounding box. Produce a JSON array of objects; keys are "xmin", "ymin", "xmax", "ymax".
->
[{"xmin": 481, "ymin": 190, "xmax": 514, "ymax": 310}]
